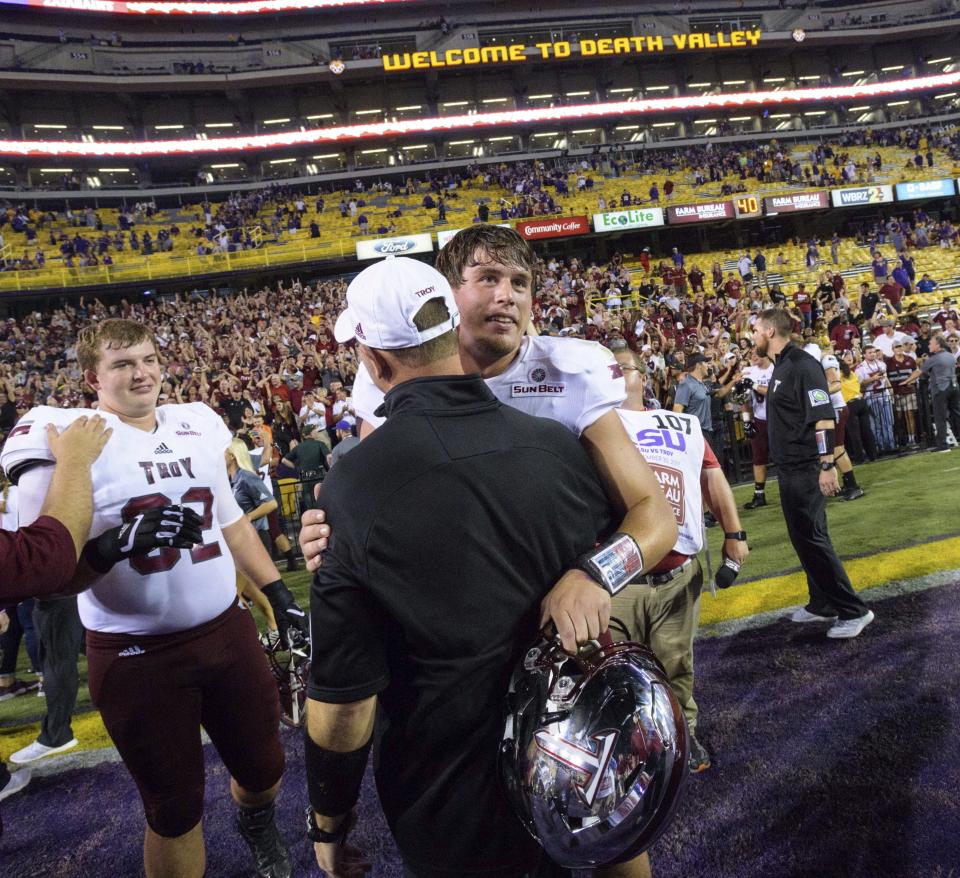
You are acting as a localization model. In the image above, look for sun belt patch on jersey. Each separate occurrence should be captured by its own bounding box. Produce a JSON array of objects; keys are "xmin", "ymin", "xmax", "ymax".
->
[{"xmin": 511, "ymin": 381, "xmax": 566, "ymax": 397}]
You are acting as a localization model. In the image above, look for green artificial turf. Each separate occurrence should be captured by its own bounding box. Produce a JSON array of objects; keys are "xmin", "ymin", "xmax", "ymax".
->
[
  {"xmin": 2, "ymin": 450, "xmax": 958, "ymax": 729},
  {"xmin": 705, "ymin": 451, "xmax": 960, "ymax": 582}
]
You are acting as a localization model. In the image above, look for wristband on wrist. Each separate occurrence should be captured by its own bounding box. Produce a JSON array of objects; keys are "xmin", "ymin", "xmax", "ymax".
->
[
  {"xmin": 724, "ymin": 531, "xmax": 747, "ymax": 541},
  {"xmin": 577, "ymin": 532, "xmax": 645, "ymax": 596},
  {"xmin": 306, "ymin": 807, "xmax": 356, "ymax": 845},
  {"xmin": 815, "ymin": 427, "xmax": 836, "ymax": 456}
]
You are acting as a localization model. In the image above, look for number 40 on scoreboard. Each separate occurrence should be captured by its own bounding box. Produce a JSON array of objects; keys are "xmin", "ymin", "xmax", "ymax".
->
[{"xmin": 734, "ymin": 196, "xmax": 762, "ymax": 219}]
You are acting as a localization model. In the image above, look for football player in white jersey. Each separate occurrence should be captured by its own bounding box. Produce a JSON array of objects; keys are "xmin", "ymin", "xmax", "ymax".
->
[
  {"xmin": 805, "ymin": 343, "xmax": 865, "ymax": 501},
  {"xmin": 739, "ymin": 349, "xmax": 774, "ymax": 510},
  {"xmin": 302, "ymin": 227, "xmax": 678, "ymax": 878},
  {"xmin": 613, "ymin": 348, "xmax": 748, "ymax": 774},
  {"xmin": 2, "ymin": 319, "xmax": 299, "ymax": 878}
]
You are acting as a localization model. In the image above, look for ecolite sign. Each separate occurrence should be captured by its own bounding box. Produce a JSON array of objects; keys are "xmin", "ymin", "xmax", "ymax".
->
[
  {"xmin": 593, "ymin": 208, "xmax": 666, "ymax": 233},
  {"xmin": 516, "ymin": 216, "xmax": 590, "ymax": 240},
  {"xmin": 829, "ymin": 185, "xmax": 894, "ymax": 208},
  {"xmin": 666, "ymin": 201, "xmax": 734, "ymax": 224}
]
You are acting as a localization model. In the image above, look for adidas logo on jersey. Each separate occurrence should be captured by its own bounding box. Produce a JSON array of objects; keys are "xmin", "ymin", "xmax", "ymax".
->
[
  {"xmin": 154, "ymin": 442, "xmax": 173, "ymax": 455},
  {"xmin": 118, "ymin": 646, "xmax": 146, "ymax": 657}
]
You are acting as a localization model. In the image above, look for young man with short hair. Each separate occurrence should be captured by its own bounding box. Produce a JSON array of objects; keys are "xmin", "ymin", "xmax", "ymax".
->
[{"xmin": 2, "ymin": 319, "xmax": 306, "ymax": 878}]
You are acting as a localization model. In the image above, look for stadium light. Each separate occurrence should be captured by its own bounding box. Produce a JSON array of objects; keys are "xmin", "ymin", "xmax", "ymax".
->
[{"xmin": 6, "ymin": 70, "xmax": 960, "ymax": 158}]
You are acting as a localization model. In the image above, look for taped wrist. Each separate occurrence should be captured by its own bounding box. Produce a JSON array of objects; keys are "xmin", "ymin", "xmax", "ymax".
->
[
  {"xmin": 816, "ymin": 428, "xmax": 836, "ymax": 456},
  {"xmin": 577, "ymin": 532, "xmax": 645, "ymax": 596},
  {"xmin": 305, "ymin": 733, "xmax": 372, "ymax": 817}
]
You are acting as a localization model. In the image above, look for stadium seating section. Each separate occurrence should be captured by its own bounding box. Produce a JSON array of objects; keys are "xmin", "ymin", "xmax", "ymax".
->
[{"xmin": 2, "ymin": 138, "xmax": 959, "ymax": 306}]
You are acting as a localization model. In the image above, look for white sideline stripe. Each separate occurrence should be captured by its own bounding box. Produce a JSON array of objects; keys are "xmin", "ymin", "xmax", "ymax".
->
[
  {"xmin": 21, "ymin": 569, "xmax": 960, "ymax": 779},
  {"xmin": 697, "ymin": 567, "xmax": 960, "ymax": 640}
]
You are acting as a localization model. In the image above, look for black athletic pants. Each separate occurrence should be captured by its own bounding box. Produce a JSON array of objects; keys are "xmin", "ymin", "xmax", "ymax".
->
[
  {"xmin": 778, "ymin": 463, "xmax": 869, "ymax": 621},
  {"xmin": 34, "ymin": 597, "xmax": 84, "ymax": 748},
  {"xmin": 931, "ymin": 384, "xmax": 960, "ymax": 450},
  {"xmin": 845, "ymin": 397, "xmax": 876, "ymax": 462}
]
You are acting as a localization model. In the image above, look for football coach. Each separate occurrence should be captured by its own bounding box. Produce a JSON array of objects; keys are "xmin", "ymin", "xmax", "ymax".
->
[
  {"xmin": 303, "ymin": 256, "xmax": 672, "ymax": 878},
  {"xmin": 753, "ymin": 309, "xmax": 874, "ymax": 639}
]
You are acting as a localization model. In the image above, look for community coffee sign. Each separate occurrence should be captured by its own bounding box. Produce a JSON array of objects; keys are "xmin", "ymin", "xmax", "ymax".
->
[
  {"xmin": 593, "ymin": 207, "xmax": 665, "ymax": 233},
  {"xmin": 666, "ymin": 201, "xmax": 734, "ymax": 224},
  {"xmin": 829, "ymin": 185, "xmax": 894, "ymax": 208},
  {"xmin": 762, "ymin": 191, "xmax": 830, "ymax": 214},
  {"xmin": 382, "ymin": 29, "xmax": 762, "ymax": 72},
  {"xmin": 516, "ymin": 216, "xmax": 589, "ymax": 240}
]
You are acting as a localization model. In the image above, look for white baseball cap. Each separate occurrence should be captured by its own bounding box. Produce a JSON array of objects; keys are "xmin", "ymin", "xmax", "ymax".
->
[{"xmin": 334, "ymin": 256, "xmax": 459, "ymax": 349}]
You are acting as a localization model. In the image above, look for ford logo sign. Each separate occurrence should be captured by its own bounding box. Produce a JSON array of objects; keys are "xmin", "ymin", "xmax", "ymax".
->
[{"xmin": 374, "ymin": 239, "xmax": 416, "ymax": 254}]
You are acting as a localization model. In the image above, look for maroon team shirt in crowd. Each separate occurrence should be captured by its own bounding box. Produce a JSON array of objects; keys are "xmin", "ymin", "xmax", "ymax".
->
[
  {"xmin": 934, "ymin": 307, "xmax": 959, "ymax": 329},
  {"xmin": 793, "ymin": 289, "xmax": 812, "ymax": 313},
  {"xmin": 885, "ymin": 354, "xmax": 917, "ymax": 394},
  {"xmin": 879, "ymin": 282, "xmax": 903, "ymax": 310},
  {"xmin": 0, "ymin": 516, "xmax": 77, "ymax": 606},
  {"xmin": 830, "ymin": 322, "xmax": 860, "ymax": 351}
]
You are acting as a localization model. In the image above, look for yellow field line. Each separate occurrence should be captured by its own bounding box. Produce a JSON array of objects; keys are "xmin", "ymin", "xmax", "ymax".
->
[
  {"xmin": 4, "ymin": 536, "xmax": 959, "ymax": 762},
  {"xmin": 701, "ymin": 536, "xmax": 960, "ymax": 625}
]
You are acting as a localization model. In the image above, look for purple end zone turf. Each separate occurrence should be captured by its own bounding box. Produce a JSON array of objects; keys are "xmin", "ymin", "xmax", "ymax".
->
[{"xmin": 3, "ymin": 580, "xmax": 960, "ymax": 877}]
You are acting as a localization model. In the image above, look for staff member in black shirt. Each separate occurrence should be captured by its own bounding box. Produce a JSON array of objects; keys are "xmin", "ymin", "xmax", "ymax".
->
[
  {"xmin": 304, "ymin": 258, "xmax": 660, "ymax": 878},
  {"xmin": 754, "ymin": 309, "xmax": 875, "ymax": 639}
]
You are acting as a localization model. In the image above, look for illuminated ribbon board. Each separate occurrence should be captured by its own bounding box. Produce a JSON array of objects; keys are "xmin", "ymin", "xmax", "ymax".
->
[
  {"xmin": 0, "ymin": 0, "xmax": 411, "ymax": 13},
  {"xmin": 382, "ymin": 30, "xmax": 762, "ymax": 71},
  {"xmin": 4, "ymin": 71, "xmax": 960, "ymax": 158}
]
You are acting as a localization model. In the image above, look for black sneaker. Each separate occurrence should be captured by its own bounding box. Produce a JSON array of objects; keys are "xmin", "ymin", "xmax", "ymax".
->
[
  {"xmin": 236, "ymin": 802, "xmax": 292, "ymax": 878},
  {"xmin": 743, "ymin": 494, "xmax": 767, "ymax": 510},
  {"xmin": 841, "ymin": 486, "xmax": 865, "ymax": 501},
  {"xmin": 688, "ymin": 734, "xmax": 711, "ymax": 773}
]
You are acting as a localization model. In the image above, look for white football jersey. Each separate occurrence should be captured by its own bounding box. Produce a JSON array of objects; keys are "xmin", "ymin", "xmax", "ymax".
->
[
  {"xmin": 352, "ymin": 336, "xmax": 626, "ymax": 436},
  {"xmin": 2, "ymin": 402, "xmax": 244, "ymax": 635},
  {"xmin": 615, "ymin": 408, "xmax": 706, "ymax": 557},
  {"xmin": 820, "ymin": 354, "xmax": 846, "ymax": 409},
  {"xmin": 740, "ymin": 363, "xmax": 774, "ymax": 420}
]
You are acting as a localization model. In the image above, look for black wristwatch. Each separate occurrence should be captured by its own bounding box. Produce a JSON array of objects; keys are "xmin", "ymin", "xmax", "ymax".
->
[
  {"xmin": 820, "ymin": 461, "xmax": 837, "ymax": 472},
  {"xmin": 306, "ymin": 808, "xmax": 355, "ymax": 845},
  {"xmin": 724, "ymin": 531, "xmax": 747, "ymax": 541}
]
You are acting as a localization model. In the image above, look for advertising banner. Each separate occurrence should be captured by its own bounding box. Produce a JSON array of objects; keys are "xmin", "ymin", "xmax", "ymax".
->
[
  {"xmin": 829, "ymin": 185, "xmax": 894, "ymax": 208},
  {"xmin": 897, "ymin": 179, "xmax": 956, "ymax": 201},
  {"xmin": 516, "ymin": 216, "xmax": 590, "ymax": 240},
  {"xmin": 436, "ymin": 224, "xmax": 511, "ymax": 248},
  {"xmin": 762, "ymin": 191, "xmax": 830, "ymax": 214},
  {"xmin": 355, "ymin": 233, "xmax": 433, "ymax": 260},
  {"xmin": 666, "ymin": 201, "xmax": 734, "ymax": 224},
  {"xmin": 593, "ymin": 207, "xmax": 666, "ymax": 233}
]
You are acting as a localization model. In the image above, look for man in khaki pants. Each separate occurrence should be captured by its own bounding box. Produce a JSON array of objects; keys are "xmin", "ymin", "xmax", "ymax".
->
[{"xmin": 612, "ymin": 350, "xmax": 749, "ymax": 773}]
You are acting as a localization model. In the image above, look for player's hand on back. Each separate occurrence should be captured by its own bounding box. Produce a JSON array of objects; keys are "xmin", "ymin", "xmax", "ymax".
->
[
  {"xmin": 46, "ymin": 414, "xmax": 113, "ymax": 468},
  {"xmin": 540, "ymin": 569, "xmax": 611, "ymax": 654}
]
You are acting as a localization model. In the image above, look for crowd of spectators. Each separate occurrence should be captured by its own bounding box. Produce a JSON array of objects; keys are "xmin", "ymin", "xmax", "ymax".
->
[{"xmin": 0, "ymin": 231, "xmax": 957, "ymax": 498}]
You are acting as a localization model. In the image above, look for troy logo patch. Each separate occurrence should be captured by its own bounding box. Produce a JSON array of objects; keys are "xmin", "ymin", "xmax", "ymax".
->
[{"xmin": 535, "ymin": 730, "xmax": 619, "ymax": 806}]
